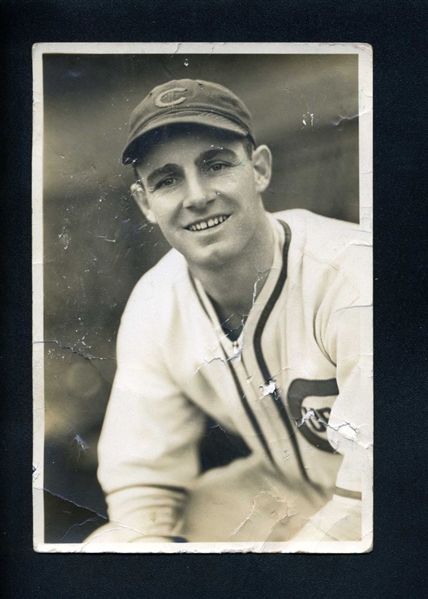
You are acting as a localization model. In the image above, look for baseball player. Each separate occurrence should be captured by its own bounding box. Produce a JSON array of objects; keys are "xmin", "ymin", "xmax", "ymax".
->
[{"xmin": 91, "ymin": 79, "xmax": 372, "ymax": 544}]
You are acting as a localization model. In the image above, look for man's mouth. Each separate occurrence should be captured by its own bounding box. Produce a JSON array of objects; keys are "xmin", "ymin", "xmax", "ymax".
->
[{"xmin": 186, "ymin": 215, "xmax": 230, "ymax": 232}]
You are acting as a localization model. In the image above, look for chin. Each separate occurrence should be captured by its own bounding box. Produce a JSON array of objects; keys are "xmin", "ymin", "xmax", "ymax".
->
[{"xmin": 183, "ymin": 245, "xmax": 237, "ymax": 270}]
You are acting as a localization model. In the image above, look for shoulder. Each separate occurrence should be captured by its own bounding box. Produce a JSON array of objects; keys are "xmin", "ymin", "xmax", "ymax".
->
[
  {"xmin": 273, "ymin": 208, "xmax": 371, "ymax": 277},
  {"xmin": 120, "ymin": 249, "xmax": 190, "ymax": 328},
  {"xmin": 273, "ymin": 209, "xmax": 371, "ymax": 254},
  {"xmin": 272, "ymin": 209, "xmax": 371, "ymax": 307},
  {"xmin": 132, "ymin": 248, "xmax": 188, "ymax": 297}
]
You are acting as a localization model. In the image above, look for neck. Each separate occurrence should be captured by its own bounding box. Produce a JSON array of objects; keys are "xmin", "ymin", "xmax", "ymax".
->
[{"xmin": 190, "ymin": 212, "xmax": 275, "ymax": 319}]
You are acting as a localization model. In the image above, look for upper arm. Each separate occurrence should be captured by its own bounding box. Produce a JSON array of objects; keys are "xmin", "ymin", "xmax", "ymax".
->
[
  {"xmin": 97, "ymin": 282, "xmax": 206, "ymax": 497},
  {"xmin": 321, "ymin": 260, "xmax": 373, "ymax": 494}
]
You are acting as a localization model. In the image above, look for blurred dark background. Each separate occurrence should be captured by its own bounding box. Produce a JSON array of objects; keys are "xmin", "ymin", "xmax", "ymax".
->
[{"xmin": 42, "ymin": 52, "xmax": 359, "ymax": 542}]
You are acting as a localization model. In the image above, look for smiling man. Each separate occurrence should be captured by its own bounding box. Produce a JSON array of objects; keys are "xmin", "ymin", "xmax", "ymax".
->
[
  {"xmin": 93, "ymin": 79, "xmax": 372, "ymax": 546},
  {"xmin": 130, "ymin": 124, "xmax": 274, "ymax": 340}
]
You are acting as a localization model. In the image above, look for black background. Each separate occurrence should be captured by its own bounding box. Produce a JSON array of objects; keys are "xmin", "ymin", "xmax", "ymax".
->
[{"xmin": 1, "ymin": 1, "xmax": 427, "ymax": 598}]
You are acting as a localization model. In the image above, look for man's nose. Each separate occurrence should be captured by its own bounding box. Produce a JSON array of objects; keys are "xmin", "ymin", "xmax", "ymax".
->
[{"xmin": 182, "ymin": 172, "xmax": 214, "ymax": 210}]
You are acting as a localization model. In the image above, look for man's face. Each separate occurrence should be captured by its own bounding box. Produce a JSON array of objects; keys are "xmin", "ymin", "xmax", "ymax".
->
[{"xmin": 133, "ymin": 127, "xmax": 272, "ymax": 270}]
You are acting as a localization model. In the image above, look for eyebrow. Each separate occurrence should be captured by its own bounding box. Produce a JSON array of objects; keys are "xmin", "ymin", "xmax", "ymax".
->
[
  {"xmin": 196, "ymin": 148, "xmax": 239, "ymax": 166},
  {"xmin": 145, "ymin": 148, "xmax": 240, "ymax": 189},
  {"xmin": 147, "ymin": 164, "xmax": 179, "ymax": 189}
]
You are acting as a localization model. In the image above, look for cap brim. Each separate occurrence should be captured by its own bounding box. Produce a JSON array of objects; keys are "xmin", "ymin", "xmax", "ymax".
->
[{"xmin": 122, "ymin": 111, "xmax": 250, "ymax": 164}]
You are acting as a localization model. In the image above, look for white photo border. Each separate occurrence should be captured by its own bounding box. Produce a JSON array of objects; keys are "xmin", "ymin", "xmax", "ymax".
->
[{"xmin": 33, "ymin": 42, "xmax": 373, "ymax": 554}]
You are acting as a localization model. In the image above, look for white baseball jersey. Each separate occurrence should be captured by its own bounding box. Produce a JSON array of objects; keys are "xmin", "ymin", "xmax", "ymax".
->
[{"xmin": 97, "ymin": 209, "xmax": 372, "ymax": 540}]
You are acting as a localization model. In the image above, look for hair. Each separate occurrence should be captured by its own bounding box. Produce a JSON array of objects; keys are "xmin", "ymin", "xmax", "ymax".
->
[{"xmin": 131, "ymin": 124, "xmax": 255, "ymax": 182}]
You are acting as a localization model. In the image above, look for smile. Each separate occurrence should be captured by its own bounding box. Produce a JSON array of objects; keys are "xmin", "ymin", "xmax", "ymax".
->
[{"xmin": 186, "ymin": 215, "xmax": 230, "ymax": 232}]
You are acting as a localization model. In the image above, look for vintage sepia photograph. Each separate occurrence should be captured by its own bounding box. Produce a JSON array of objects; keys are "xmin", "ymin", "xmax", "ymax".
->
[{"xmin": 33, "ymin": 42, "xmax": 373, "ymax": 553}]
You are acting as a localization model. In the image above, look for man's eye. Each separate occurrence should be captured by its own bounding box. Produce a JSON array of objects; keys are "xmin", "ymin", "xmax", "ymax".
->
[
  {"xmin": 208, "ymin": 163, "xmax": 227, "ymax": 172},
  {"xmin": 157, "ymin": 177, "xmax": 178, "ymax": 189}
]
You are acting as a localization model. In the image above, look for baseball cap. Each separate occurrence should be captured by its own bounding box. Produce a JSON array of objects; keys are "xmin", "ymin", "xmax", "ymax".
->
[{"xmin": 122, "ymin": 79, "xmax": 255, "ymax": 164}]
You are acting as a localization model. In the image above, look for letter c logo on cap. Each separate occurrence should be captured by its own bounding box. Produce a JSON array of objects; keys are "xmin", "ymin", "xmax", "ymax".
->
[{"xmin": 155, "ymin": 87, "xmax": 187, "ymax": 108}]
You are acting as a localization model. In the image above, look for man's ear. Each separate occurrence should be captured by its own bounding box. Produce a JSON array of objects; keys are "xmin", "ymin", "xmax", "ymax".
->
[
  {"xmin": 130, "ymin": 183, "xmax": 157, "ymax": 224},
  {"xmin": 252, "ymin": 145, "xmax": 272, "ymax": 193}
]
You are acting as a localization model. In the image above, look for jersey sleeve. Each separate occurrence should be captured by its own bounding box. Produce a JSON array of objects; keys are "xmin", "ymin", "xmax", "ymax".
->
[
  {"xmin": 319, "ymin": 243, "xmax": 373, "ymax": 498},
  {"xmin": 97, "ymin": 278, "xmax": 206, "ymax": 541},
  {"xmin": 324, "ymin": 298, "xmax": 373, "ymax": 496},
  {"xmin": 291, "ymin": 296, "xmax": 372, "ymax": 543},
  {"xmin": 293, "ymin": 241, "xmax": 372, "ymax": 543}
]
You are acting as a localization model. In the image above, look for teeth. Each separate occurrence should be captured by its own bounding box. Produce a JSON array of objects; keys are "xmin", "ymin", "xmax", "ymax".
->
[{"xmin": 188, "ymin": 215, "xmax": 228, "ymax": 232}]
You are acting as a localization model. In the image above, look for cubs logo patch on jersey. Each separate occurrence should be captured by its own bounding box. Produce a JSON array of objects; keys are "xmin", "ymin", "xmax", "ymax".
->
[{"xmin": 287, "ymin": 378, "xmax": 339, "ymax": 453}]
